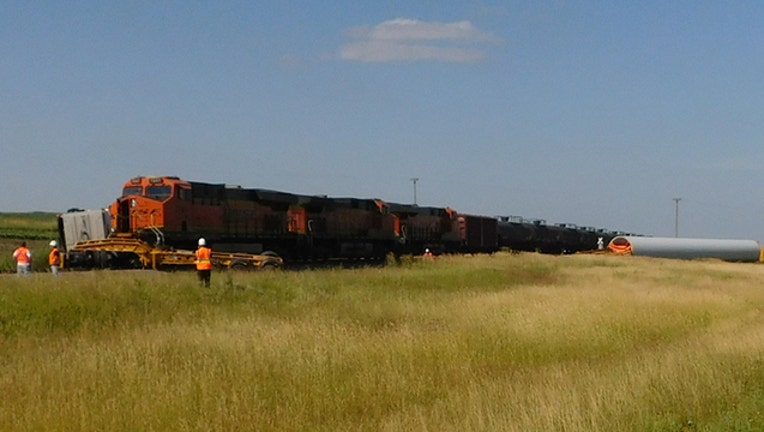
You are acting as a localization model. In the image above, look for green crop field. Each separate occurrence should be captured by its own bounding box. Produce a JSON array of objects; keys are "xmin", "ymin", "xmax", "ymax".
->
[
  {"xmin": 0, "ymin": 212, "xmax": 58, "ymax": 239},
  {"xmin": 1, "ymin": 252, "xmax": 763, "ymax": 431},
  {"xmin": 0, "ymin": 212, "xmax": 59, "ymax": 273}
]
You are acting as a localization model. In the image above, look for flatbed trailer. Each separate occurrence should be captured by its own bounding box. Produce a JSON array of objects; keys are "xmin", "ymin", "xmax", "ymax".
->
[{"xmin": 64, "ymin": 236, "xmax": 282, "ymax": 270}]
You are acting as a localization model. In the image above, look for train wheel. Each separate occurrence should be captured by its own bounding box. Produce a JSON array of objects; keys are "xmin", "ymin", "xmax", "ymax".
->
[
  {"xmin": 230, "ymin": 260, "xmax": 250, "ymax": 271},
  {"xmin": 260, "ymin": 258, "xmax": 281, "ymax": 270}
]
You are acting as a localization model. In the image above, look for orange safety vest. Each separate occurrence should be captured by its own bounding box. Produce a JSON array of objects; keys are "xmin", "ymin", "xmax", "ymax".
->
[
  {"xmin": 195, "ymin": 246, "xmax": 212, "ymax": 270},
  {"xmin": 49, "ymin": 247, "xmax": 61, "ymax": 266},
  {"xmin": 14, "ymin": 246, "xmax": 31, "ymax": 265}
]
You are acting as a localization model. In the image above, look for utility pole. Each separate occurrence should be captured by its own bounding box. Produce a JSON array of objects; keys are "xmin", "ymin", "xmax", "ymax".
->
[
  {"xmin": 410, "ymin": 177, "xmax": 419, "ymax": 205},
  {"xmin": 673, "ymin": 197, "xmax": 681, "ymax": 238}
]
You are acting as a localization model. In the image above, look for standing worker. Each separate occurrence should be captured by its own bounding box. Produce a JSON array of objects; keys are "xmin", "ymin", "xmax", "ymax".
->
[
  {"xmin": 12, "ymin": 241, "xmax": 32, "ymax": 275},
  {"xmin": 195, "ymin": 238, "xmax": 212, "ymax": 287},
  {"xmin": 48, "ymin": 240, "xmax": 61, "ymax": 276},
  {"xmin": 423, "ymin": 248, "xmax": 434, "ymax": 260}
]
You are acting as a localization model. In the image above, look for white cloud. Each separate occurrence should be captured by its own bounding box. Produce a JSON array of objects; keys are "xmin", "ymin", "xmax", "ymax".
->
[
  {"xmin": 340, "ymin": 41, "xmax": 486, "ymax": 63},
  {"xmin": 339, "ymin": 18, "xmax": 500, "ymax": 63}
]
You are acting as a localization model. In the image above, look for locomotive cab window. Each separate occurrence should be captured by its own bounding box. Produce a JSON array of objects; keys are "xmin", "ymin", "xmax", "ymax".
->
[
  {"xmin": 177, "ymin": 187, "xmax": 192, "ymax": 201},
  {"xmin": 122, "ymin": 186, "xmax": 143, "ymax": 197},
  {"xmin": 146, "ymin": 185, "xmax": 172, "ymax": 201}
]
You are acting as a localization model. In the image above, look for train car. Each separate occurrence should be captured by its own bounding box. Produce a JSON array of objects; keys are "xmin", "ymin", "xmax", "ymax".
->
[
  {"xmin": 387, "ymin": 203, "xmax": 461, "ymax": 254},
  {"xmin": 522, "ymin": 220, "xmax": 561, "ymax": 254},
  {"xmin": 496, "ymin": 216, "xmax": 538, "ymax": 252},
  {"xmin": 577, "ymin": 226, "xmax": 604, "ymax": 252},
  {"xmin": 57, "ymin": 208, "xmax": 114, "ymax": 268},
  {"xmin": 456, "ymin": 214, "xmax": 498, "ymax": 254},
  {"xmin": 552, "ymin": 223, "xmax": 582, "ymax": 253},
  {"xmin": 297, "ymin": 195, "xmax": 399, "ymax": 260}
]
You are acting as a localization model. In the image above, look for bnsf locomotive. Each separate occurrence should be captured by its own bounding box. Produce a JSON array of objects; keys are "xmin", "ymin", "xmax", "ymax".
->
[{"xmin": 108, "ymin": 176, "xmax": 499, "ymax": 262}]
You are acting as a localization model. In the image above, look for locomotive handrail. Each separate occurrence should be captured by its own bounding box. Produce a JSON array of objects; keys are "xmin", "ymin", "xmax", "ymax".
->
[{"xmin": 146, "ymin": 224, "xmax": 165, "ymax": 246}]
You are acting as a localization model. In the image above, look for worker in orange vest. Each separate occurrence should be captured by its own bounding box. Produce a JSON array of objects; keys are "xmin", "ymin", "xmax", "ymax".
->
[
  {"xmin": 48, "ymin": 240, "xmax": 62, "ymax": 276},
  {"xmin": 12, "ymin": 241, "xmax": 32, "ymax": 276},
  {"xmin": 423, "ymin": 248, "xmax": 434, "ymax": 260},
  {"xmin": 195, "ymin": 238, "xmax": 212, "ymax": 287}
]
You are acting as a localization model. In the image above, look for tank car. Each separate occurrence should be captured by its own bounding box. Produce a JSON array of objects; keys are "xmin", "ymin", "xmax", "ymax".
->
[
  {"xmin": 497, "ymin": 216, "xmax": 539, "ymax": 252},
  {"xmin": 555, "ymin": 223, "xmax": 589, "ymax": 254}
]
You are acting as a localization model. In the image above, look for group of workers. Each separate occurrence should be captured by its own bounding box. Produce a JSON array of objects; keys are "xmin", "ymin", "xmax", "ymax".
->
[
  {"xmin": 13, "ymin": 238, "xmax": 430, "ymax": 285},
  {"xmin": 11, "ymin": 240, "xmax": 60, "ymax": 276},
  {"xmin": 9, "ymin": 239, "xmax": 210, "ymax": 287}
]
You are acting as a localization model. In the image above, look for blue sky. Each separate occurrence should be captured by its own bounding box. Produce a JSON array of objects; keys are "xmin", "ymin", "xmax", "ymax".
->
[{"xmin": 3, "ymin": 1, "xmax": 764, "ymax": 240}]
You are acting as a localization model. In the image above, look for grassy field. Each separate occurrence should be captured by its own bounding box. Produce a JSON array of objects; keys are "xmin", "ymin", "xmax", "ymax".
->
[{"xmin": 1, "ymin": 252, "xmax": 763, "ymax": 431}]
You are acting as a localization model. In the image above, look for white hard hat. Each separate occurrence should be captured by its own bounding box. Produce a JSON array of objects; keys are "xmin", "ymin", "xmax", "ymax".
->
[
  {"xmin": 49, "ymin": 240, "xmax": 57, "ymax": 247},
  {"xmin": 198, "ymin": 238, "xmax": 206, "ymax": 246},
  {"xmin": 425, "ymin": 248, "xmax": 430, "ymax": 252}
]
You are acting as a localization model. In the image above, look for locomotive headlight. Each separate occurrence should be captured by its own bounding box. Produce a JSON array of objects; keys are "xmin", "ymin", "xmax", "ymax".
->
[{"xmin": 131, "ymin": 199, "xmax": 137, "ymax": 208}]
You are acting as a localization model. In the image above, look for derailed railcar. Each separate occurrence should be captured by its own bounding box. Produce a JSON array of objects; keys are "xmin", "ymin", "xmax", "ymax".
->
[
  {"xmin": 57, "ymin": 208, "xmax": 114, "ymax": 268},
  {"xmin": 58, "ymin": 208, "xmax": 111, "ymax": 250}
]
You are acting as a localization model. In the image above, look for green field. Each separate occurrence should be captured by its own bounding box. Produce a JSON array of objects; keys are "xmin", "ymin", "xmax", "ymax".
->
[
  {"xmin": 0, "ymin": 212, "xmax": 59, "ymax": 273},
  {"xmin": 1, "ymin": 253, "xmax": 763, "ymax": 431},
  {"xmin": 0, "ymin": 212, "xmax": 58, "ymax": 239}
]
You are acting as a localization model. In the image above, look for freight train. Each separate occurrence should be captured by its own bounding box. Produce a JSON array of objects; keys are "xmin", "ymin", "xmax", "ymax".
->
[{"xmin": 60, "ymin": 175, "xmax": 626, "ymax": 268}]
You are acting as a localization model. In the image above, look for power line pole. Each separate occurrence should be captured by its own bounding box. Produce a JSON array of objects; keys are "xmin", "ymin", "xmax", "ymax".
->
[
  {"xmin": 410, "ymin": 178, "xmax": 419, "ymax": 205},
  {"xmin": 673, "ymin": 197, "xmax": 681, "ymax": 238}
]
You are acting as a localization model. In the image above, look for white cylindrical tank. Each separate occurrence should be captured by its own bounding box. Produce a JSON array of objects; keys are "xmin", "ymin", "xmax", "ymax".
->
[{"xmin": 607, "ymin": 236, "xmax": 761, "ymax": 262}]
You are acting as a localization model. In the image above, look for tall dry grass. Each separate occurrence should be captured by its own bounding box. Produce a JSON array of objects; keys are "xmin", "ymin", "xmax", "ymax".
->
[{"xmin": 1, "ymin": 253, "xmax": 763, "ymax": 431}]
